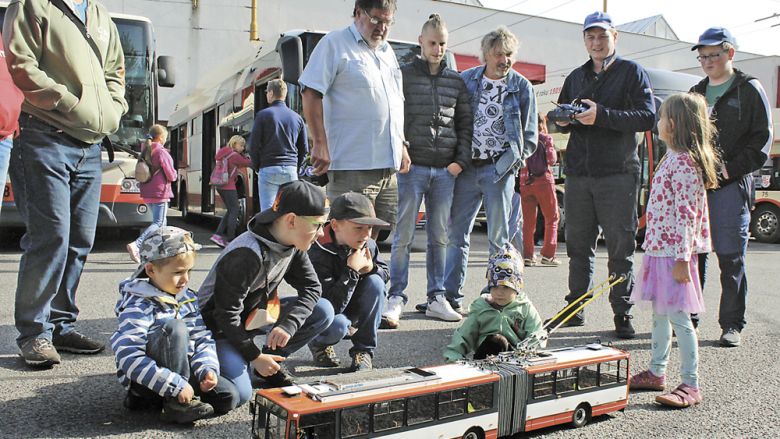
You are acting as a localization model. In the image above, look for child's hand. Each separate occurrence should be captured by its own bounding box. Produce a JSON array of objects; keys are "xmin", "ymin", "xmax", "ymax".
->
[
  {"xmin": 348, "ymin": 247, "xmax": 373, "ymax": 274},
  {"xmin": 672, "ymin": 260, "xmax": 691, "ymax": 284},
  {"xmin": 178, "ymin": 383, "xmax": 195, "ymax": 404},
  {"xmin": 252, "ymin": 354, "xmax": 286, "ymax": 377},
  {"xmin": 199, "ymin": 371, "xmax": 218, "ymax": 392}
]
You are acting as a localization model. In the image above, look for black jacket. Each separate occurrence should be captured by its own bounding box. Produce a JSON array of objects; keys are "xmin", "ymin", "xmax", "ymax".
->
[
  {"xmin": 690, "ymin": 69, "xmax": 772, "ymax": 187},
  {"xmin": 307, "ymin": 225, "xmax": 389, "ymax": 315},
  {"xmin": 557, "ymin": 56, "xmax": 656, "ymax": 177},
  {"xmin": 200, "ymin": 221, "xmax": 321, "ymax": 362},
  {"xmin": 401, "ymin": 57, "xmax": 473, "ymax": 169}
]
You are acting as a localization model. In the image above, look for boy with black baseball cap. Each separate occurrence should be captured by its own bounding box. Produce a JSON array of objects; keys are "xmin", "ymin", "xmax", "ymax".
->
[
  {"xmin": 197, "ymin": 180, "xmax": 335, "ymax": 406},
  {"xmin": 307, "ymin": 192, "xmax": 390, "ymax": 372}
]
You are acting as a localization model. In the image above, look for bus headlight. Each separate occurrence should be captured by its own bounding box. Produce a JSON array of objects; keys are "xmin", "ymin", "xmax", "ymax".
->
[
  {"xmin": 137, "ymin": 204, "xmax": 148, "ymax": 214},
  {"xmin": 121, "ymin": 178, "xmax": 141, "ymax": 193}
]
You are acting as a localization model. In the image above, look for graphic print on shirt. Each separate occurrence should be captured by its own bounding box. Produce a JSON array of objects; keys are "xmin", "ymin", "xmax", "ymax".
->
[{"xmin": 472, "ymin": 77, "xmax": 508, "ymax": 160}]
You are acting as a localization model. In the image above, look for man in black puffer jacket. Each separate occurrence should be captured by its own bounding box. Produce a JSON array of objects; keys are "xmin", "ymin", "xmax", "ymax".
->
[{"xmin": 381, "ymin": 14, "xmax": 472, "ymax": 329}]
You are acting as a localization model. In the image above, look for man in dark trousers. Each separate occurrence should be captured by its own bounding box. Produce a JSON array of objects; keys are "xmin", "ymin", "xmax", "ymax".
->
[
  {"xmin": 690, "ymin": 27, "xmax": 772, "ymax": 347},
  {"xmin": 550, "ymin": 12, "xmax": 655, "ymax": 339}
]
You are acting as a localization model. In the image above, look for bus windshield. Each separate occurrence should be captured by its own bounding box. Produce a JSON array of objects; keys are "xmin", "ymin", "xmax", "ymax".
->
[{"xmin": 113, "ymin": 18, "xmax": 155, "ymax": 149}]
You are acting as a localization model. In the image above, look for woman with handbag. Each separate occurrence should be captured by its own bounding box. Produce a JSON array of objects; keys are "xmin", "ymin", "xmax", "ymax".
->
[
  {"xmin": 210, "ymin": 135, "xmax": 252, "ymax": 248},
  {"xmin": 127, "ymin": 125, "xmax": 177, "ymax": 262}
]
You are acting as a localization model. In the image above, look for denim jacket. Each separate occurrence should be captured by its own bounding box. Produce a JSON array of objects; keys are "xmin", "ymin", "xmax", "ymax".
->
[{"xmin": 461, "ymin": 66, "xmax": 538, "ymax": 181}]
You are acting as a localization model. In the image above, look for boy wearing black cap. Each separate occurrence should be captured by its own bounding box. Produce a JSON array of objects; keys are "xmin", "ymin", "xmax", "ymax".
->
[
  {"xmin": 197, "ymin": 180, "xmax": 335, "ymax": 406},
  {"xmin": 307, "ymin": 192, "xmax": 390, "ymax": 372},
  {"xmin": 690, "ymin": 27, "xmax": 772, "ymax": 348}
]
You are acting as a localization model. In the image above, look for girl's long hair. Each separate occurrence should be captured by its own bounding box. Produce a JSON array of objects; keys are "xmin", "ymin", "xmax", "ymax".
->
[{"xmin": 660, "ymin": 93, "xmax": 720, "ymax": 189}]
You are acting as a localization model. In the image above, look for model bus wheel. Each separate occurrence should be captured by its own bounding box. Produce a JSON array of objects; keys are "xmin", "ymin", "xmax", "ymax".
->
[
  {"xmin": 571, "ymin": 403, "xmax": 591, "ymax": 428},
  {"xmin": 750, "ymin": 204, "xmax": 780, "ymax": 243},
  {"xmin": 462, "ymin": 427, "xmax": 484, "ymax": 439}
]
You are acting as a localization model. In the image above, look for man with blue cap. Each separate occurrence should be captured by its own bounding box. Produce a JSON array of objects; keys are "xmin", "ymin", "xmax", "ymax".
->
[
  {"xmin": 548, "ymin": 11, "xmax": 656, "ymax": 339},
  {"xmin": 689, "ymin": 27, "xmax": 772, "ymax": 348}
]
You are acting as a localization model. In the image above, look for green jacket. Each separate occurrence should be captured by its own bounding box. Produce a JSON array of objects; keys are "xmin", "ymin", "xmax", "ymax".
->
[
  {"xmin": 3, "ymin": 0, "xmax": 128, "ymax": 143},
  {"xmin": 443, "ymin": 294, "xmax": 545, "ymax": 363}
]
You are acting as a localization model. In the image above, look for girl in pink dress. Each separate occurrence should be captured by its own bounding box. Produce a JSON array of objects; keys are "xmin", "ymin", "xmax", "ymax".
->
[{"xmin": 628, "ymin": 93, "xmax": 719, "ymax": 408}]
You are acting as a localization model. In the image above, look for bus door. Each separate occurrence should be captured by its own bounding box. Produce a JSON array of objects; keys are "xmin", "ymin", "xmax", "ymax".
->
[
  {"xmin": 495, "ymin": 363, "xmax": 528, "ymax": 436},
  {"xmin": 201, "ymin": 108, "xmax": 217, "ymax": 212}
]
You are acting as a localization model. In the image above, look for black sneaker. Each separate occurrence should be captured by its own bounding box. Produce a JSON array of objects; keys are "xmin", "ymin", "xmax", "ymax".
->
[
  {"xmin": 160, "ymin": 396, "xmax": 214, "ymax": 424},
  {"xmin": 310, "ymin": 344, "xmax": 340, "ymax": 367},
  {"xmin": 350, "ymin": 351, "xmax": 373, "ymax": 372},
  {"xmin": 124, "ymin": 388, "xmax": 164, "ymax": 411},
  {"xmin": 719, "ymin": 328, "xmax": 741, "ymax": 347},
  {"xmin": 614, "ymin": 315, "xmax": 636, "ymax": 339},
  {"xmin": 19, "ymin": 338, "xmax": 61, "ymax": 367},
  {"xmin": 53, "ymin": 331, "xmax": 105, "ymax": 354}
]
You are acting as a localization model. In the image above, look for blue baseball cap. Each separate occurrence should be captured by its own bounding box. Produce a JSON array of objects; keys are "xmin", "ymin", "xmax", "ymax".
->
[
  {"xmin": 583, "ymin": 11, "xmax": 613, "ymax": 31},
  {"xmin": 692, "ymin": 27, "xmax": 737, "ymax": 51}
]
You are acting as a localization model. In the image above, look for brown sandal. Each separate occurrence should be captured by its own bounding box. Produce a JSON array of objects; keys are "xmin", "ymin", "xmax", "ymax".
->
[{"xmin": 655, "ymin": 383, "xmax": 702, "ymax": 408}]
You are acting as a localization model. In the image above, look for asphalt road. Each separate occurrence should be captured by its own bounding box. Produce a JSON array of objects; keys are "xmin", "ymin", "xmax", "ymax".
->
[{"xmin": 0, "ymin": 216, "xmax": 778, "ymax": 438}]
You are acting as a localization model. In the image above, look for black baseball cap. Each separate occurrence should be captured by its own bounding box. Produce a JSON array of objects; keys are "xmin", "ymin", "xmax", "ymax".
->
[
  {"xmin": 252, "ymin": 180, "xmax": 328, "ymax": 224},
  {"xmin": 329, "ymin": 192, "xmax": 390, "ymax": 227}
]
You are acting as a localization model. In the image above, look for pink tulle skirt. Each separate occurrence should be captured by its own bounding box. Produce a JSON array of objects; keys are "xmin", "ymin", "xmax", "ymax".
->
[{"xmin": 629, "ymin": 254, "xmax": 705, "ymax": 315}]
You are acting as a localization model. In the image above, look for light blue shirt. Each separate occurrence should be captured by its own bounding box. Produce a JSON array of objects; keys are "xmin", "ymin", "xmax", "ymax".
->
[
  {"xmin": 299, "ymin": 24, "xmax": 404, "ymax": 171},
  {"xmin": 72, "ymin": 0, "xmax": 88, "ymax": 23}
]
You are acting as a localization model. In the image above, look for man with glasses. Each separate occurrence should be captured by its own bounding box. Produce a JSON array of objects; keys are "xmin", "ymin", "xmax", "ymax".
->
[
  {"xmin": 548, "ymin": 12, "xmax": 655, "ymax": 339},
  {"xmin": 689, "ymin": 27, "xmax": 772, "ymax": 347},
  {"xmin": 299, "ymin": 0, "xmax": 409, "ymax": 240}
]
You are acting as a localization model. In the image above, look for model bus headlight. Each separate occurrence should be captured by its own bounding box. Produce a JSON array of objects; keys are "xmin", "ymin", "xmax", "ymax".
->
[{"xmin": 121, "ymin": 178, "xmax": 141, "ymax": 193}]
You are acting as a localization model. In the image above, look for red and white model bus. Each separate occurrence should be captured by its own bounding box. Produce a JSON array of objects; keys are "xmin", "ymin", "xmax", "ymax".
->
[
  {"xmin": 251, "ymin": 344, "xmax": 629, "ymax": 439},
  {"xmin": 0, "ymin": 4, "xmax": 175, "ymax": 229}
]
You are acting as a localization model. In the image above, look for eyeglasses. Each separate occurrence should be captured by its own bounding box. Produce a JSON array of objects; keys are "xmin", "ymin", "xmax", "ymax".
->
[
  {"xmin": 298, "ymin": 216, "xmax": 326, "ymax": 233},
  {"xmin": 696, "ymin": 50, "xmax": 728, "ymax": 63},
  {"xmin": 362, "ymin": 8, "xmax": 394, "ymax": 26}
]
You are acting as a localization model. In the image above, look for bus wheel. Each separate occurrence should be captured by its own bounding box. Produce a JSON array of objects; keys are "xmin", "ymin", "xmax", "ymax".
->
[
  {"xmin": 571, "ymin": 403, "xmax": 591, "ymax": 428},
  {"xmin": 750, "ymin": 204, "xmax": 780, "ymax": 243},
  {"xmin": 462, "ymin": 427, "xmax": 484, "ymax": 439}
]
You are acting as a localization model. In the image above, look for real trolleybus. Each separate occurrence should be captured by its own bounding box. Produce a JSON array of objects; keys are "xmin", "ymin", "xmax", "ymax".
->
[
  {"xmin": 0, "ymin": 3, "xmax": 175, "ymax": 229},
  {"xmin": 250, "ymin": 344, "xmax": 629, "ymax": 439}
]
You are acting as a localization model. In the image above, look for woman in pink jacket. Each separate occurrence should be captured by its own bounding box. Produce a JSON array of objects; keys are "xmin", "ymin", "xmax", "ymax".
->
[
  {"xmin": 210, "ymin": 135, "xmax": 252, "ymax": 247},
  {"xmin": 127, "ymin": 125, "xmax": 177, "ymax": 262}
]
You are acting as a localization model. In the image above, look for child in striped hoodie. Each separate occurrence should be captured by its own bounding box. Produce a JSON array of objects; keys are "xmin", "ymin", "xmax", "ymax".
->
[{"xmin": 111, "ymin": 225, "xmax": 239, "ymax": 423}]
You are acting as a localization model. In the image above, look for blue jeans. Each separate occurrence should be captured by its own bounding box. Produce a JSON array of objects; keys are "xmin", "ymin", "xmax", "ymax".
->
[
  {"xmin": 311, "ymin": 273, "xmax": 385, "ymax": 355},
  {"xmin": 0, "ymin": 135, "xmax": 11, "ymax": 215},
  {"xmin": 389, "ymin": 165, "xmax": 456, "ymax": 302},
  {"xmin": 650, "ymin": 311, "xmax": 699, "ymax": 388},
  {"xmin": 508, "ymin": 191, "xmax": 524, "ymax": 254},
  {"xmin": 699, "ymin": 176, "xmax": 751, "ymax": 331},
  {"xmin": 258, "ymin": 165, "xmax": 298, "ymax": 211},
  {"xmin": 215, "ymin": 188, "xmax": 240, "ymax": 240},
  {"xmin": 215, "ymin": 297, "xmax": 334, "ymax": 405},
  {"xmin": 564, "ymin": 174, "xmax": 638, "ymax": 315},
  {"xmin": 135, "ymin": 202, "xmax": 168, "ymax": 248},
  {"xmin": 444, "ymin": 163, "xmax": 515, "ymax": 305},
  {"xmin": 144, "ymin": 319, "xmax": 240, "ymax": 414},
  {"xmin": 10, "ymin": 116, "xmax": 102, "ymax": 346}
]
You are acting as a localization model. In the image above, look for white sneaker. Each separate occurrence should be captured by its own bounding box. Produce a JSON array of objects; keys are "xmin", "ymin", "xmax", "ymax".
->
[
  {"xmin": 426, "ymin": 296, "xmax": 462, "ymax": 322},
  {"xmin": 380, "ymin": 296, "xmax": 404, "ymax": 329}
]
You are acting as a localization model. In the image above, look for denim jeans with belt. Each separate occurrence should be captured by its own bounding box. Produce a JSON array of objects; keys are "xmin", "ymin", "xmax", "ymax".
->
[
  {"xmin": 389, "ymin": 165, "xmax": 456, "ymax": 302},
  {"xmin": 564, "ymin": 173, "xmax": 638, "ymax": 315},
  {"xmin": 444, "ymin": 162, "xmax": 515, "ymax": 306},
  {"xmin": 10, "ymin": 115, "xmax": 102, "ymax": 347}
]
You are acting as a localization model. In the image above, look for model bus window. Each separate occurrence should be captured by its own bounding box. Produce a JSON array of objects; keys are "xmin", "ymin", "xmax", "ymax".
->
[
  {"xmin": 372, "ymin": 398, "xmax": 405, "ymax": 432},
  {"xmin": 341, "ymin": 405, "xmax": 370, "ymax": 438},
  {"xmin": 600, "ymin": 360, "xmax": 628, "ymax": 385},
  {"xmin": 253, "ymin": 398, "xmax": 288, "ymax": 439},
  {"xmin": 533, "ymin": 371, "xmax": 555, "ymax": 399},
  {"xmin": 407, "ymin": 394, "xmax": 436, "ymax": 425},
  {"xmin": 467, "ymin": 383, "xmax": 494, "ymax": 412},
  {"xmin": 298, "ymin": 410, "xmax": 336, "ymax": 438},
  {"xmin": 555, "ymin": 367, "xmax": 578, "ymax": 394},
  {"xmin": 438, "ymin": 388, "xmax": 467, "ymax": 419},
  {"xmin": 579, "ymin": 363, "xmax": 600, "ymax": 389}
]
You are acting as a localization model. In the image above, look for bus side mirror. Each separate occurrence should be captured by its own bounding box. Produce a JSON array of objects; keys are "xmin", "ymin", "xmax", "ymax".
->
[
  {"xmin": 277, "ymin": 35, "xmax": 303, "ymax": 86},
  {"xmin": 157, "ymin": 55, "xmax": 176, "ymax": 88}
]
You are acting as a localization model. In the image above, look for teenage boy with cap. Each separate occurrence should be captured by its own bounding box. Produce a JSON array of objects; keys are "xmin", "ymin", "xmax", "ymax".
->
[
  {"xmin": 549, "ymin": 11, "xmax": 655, "ymax": 339},
  {"xmin": 197, "ymin": 180, "xmax": 335, "ymax": 406},
  {"xmin": 689, "ymin": 27, "xmax": 772, "ymax": 347},
  {"xmin": 307, "ymin": 192, "xmax": 390, "ymax": 372},
  {"xmin": 111, "ymin": 225, "xmax": 240, "ymax": 423}
]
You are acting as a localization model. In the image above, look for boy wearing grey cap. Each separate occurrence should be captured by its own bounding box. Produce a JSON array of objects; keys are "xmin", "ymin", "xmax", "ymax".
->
[
  {"xmin": 110, "ymin": 225, "xmax": 239, "ymax": 423},
  {"xmin": 307, "ymin": 192, "xmax": 391, "ymax": 372}
]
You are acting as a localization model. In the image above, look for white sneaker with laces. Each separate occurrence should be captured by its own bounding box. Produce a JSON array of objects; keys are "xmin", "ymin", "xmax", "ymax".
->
[
  {"xmin": 426, "ymin": 296, "xmax": 462, "ymax": 322},
  {"xmin": 381, "ymin": 296, "xmax": 404, "ymax": 329}
]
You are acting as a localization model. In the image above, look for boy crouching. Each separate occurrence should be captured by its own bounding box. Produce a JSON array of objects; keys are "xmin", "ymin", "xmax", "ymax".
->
[{"xmin": 111, "ymin": 226, "xmax": 239, "ymax": 423}]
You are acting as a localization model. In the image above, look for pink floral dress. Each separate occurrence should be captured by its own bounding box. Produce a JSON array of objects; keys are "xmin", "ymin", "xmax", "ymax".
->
[{"xmin": 630, "ymin": 150, "xmax": 712, "ymax": 314}]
